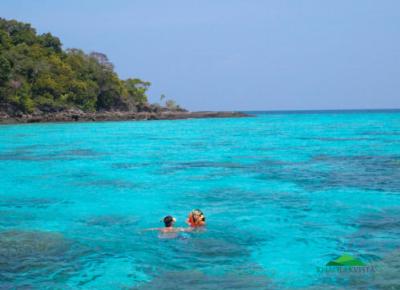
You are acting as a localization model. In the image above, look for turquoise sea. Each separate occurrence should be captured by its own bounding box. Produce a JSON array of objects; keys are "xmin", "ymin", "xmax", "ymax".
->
[{"xmin": 0, "ymin": 111, "xmax": 400, "ymax": 289}]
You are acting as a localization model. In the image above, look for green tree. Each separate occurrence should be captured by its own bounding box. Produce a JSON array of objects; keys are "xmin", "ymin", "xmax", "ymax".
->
[
  {"xmin": 39, "ymin": 33, "xmax": 62, "ymax": 53},
  {"xmin": 0, "ymin": 30, "xmax": 11, "ymax": 49},
  {"xmin": 124, "ymin": 78, "xmax": 150, "ymax": 105},
  {"xmin": 6, "ymin": 80, "xmax": 34, "ymax": 113},
  {"xmin": 0, "ymin": 19, "xmax": 37, "ymax": 45},
  {"xmin": 0, "ymin": 17, "xmax": 158, "ymax": 114},
  {"xmin": 0, "ymin": 55, "xmax": 11, "ymax": 83}
]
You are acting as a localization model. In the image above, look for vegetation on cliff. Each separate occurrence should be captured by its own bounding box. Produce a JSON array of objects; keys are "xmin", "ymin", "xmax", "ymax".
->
[{"xmin": 0, "ymin": 18, "xmax": 154, "ymax": 115}]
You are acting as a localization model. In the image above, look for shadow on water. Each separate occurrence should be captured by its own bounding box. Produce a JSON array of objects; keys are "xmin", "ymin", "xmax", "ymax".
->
[
  {"xmin": 156, "ymin": 161, "xmax": 247, "ymax": 179},
  {"xmin": 81, "ymin": 215, "xmax": 139, "ymax": 228},
  {"xmin": 308, "ymin": 248, "xmax": 400, "ymax": 290},
  {"xmin": 0, "ymin": 148, "xmax": 102, "ymax": 162},
  {"xmin": 132, "ymin": 269, "xmax": 272, "ymax": 290},
  {"xmin": 254, "ymin": 155, "xmax": 400, "ymax": 193},
  {"xmin": 73, "ymin": 179, "xmax": 139, "ymax": 189},
  {"xmin": 165, "ymin": 161, "xmax": 245, "ymax": 171},
  {"xmin": 370, "ymin": 249, "xmax": 400, "ymax": 289},
  {"xmin": 180, "ymin": 236, "xmax": 249, "ymax": 260},
  {"xmin": 305, "ymin": 208, "xmax": 400, "ymax": 289},
  {"xmin": 201, "ymin": 187, "xmax": 310, "ymax": 213},
  {"xmin": 297, "ymin": 137, "xmax": 378, "ymax": 142},
  {"xmin": 0, "ymin": 210, "xmax": 37, "ymax": 227},
  {"xmin": 128, "ymin": 221, "xmax": 273, "ymax": 287},
  {"xmin": 134, "ymin": 232, "xmax": 251, "ymax": 269},
  {"xmin": 344, "ymin": 207, "xmax": 400, "ymax": 257},
  {"xmin": 112, "ymin": 162, "xmax": 154, "ymax": 169},
  {"xmin": 360, "ymin": 130, "xmax": 400, "ymax": 136},
  {"xmin": 0, "ymin": 198, "xmax": 70, "ymax": 209},
  {"xmin": 172, "ymin": 187, "xmax": 311, "ymax": 226},
  {"xmin": 156, "ymin": 155, "xmax": 400, "ymax": 193},
  {"xmin": 0, "ymin": 230, "xmax": 93, "ymax": 286},
  {"xmin": 179, "ymin": 187, "xmax": 273, "ymax": 210}
]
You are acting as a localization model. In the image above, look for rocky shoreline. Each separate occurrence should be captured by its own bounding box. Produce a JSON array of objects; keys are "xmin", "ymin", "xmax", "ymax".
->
[{"xmin": 0, "ymin": 110, "xmax": 252, "ymax": 124}]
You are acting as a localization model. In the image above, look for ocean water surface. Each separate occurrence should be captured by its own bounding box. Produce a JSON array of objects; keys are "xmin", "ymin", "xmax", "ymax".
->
[{"xmin": 0, "ymin": 111, "xmax": 400, "ymax": 289}]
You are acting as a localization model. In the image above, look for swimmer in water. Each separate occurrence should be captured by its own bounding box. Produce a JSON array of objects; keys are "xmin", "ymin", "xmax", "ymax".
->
[
  {"xmin": 187, "ymin": 209, "xmax": 206, "ymax": 228},
  {"xmin": 160, "ymin": 216, "xmax": 181, "ymax": 233},
  {"xmin": 143, "ymin": 215, "xmax": 190, "ymax": 234}
]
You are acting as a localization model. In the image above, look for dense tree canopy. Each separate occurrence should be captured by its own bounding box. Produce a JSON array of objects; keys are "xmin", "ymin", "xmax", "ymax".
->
[{"xmin": 0, "ymin": 18, "xmax": 151, "ymax": 114}]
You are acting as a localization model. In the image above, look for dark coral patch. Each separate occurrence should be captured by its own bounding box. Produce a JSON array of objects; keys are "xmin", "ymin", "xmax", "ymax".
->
[{"xmin": 133, "ymin": 269, "xmax": 271, "ymax": 290}]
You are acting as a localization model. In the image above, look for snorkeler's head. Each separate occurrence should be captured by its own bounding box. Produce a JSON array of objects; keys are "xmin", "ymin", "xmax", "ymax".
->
[
  {"xmin": 193, "ymin": 209, "xmax": 204, "ymax": 220},
  {"xmin": 187, "ymin": 209, "xmax": 206, "ymax": 227},
  {"xmin": 163, "ymin": 216, "xmax": 176, "ymax": 227}
]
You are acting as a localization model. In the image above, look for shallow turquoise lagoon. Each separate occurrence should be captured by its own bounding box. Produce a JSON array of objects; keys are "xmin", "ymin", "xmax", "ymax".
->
[{"xmin": 1, "ymin": 111, "xmax": 400, "ymax": 289}]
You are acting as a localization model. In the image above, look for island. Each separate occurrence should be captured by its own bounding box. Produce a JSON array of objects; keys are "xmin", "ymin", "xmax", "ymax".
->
[{"xmin": 0, "ymin": 18, "xmax": 249, "ymax": 124}]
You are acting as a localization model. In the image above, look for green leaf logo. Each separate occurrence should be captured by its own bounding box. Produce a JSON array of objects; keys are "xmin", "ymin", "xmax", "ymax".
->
[{"xmin": 326, "ymin": 254, "xmax": 366, "ymax": 267}]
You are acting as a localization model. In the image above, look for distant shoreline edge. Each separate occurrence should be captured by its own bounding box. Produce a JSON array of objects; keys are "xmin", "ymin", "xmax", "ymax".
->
[{"xmin": 0, "ymin": 111, "xmax": 252, "ymax": 125}]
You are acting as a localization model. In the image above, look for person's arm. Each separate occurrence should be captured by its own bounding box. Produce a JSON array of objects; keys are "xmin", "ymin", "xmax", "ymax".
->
[
  {"xmin": 141, "ymin": 228, "xmax": 161, "ymax": 232},
  {"xmin": 170, "ymin": 227, "xmax": 191, "ymax": 232}
]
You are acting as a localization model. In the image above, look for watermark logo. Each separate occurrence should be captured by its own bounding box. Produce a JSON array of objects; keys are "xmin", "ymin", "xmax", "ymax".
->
[
  {"xmin": 326, "ymin": 254, "xmax": 366, "ymax": 267},
  {"xmin": 317, "ymin": 254, "xmax": 376, "ymax": 274}
]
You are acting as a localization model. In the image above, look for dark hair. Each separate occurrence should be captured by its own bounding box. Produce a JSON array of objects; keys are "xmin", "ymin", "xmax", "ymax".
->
[{"xmin": 163, "ymin": 216, "xmax": 174, "ymax": 227}]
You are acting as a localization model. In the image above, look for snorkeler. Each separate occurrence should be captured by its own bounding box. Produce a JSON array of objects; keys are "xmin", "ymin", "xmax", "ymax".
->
[
  {"xmin": 142, "ymin": 211, "xmax": 206, "ymax": 237},
  {"xmin": 160, "ymin": 216, "xmax": 180, "ymax": 233},
  {"xmin": 144, "ymin": 215, "xmax": 189, "ymax": 233},
  {"xmin": 187, "ymin": 209, "xmax": 206, "ymax": 227}
]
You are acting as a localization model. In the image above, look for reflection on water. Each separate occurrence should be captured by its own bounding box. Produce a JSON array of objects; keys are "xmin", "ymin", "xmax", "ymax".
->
[{"xmin": 0, "ymin": 112, "xmax": 399, "ymax": 288}]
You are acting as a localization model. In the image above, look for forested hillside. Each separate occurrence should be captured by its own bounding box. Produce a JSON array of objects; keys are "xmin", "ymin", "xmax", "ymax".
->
[{"xmin": 0, "ymin": 18, "xmax": 152, "ymax": 114}]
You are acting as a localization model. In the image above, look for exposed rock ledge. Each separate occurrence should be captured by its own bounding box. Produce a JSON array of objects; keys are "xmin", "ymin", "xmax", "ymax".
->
[{"xmin": 0, "ymin": 110, "xmax": 252, "ymax": 124}]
